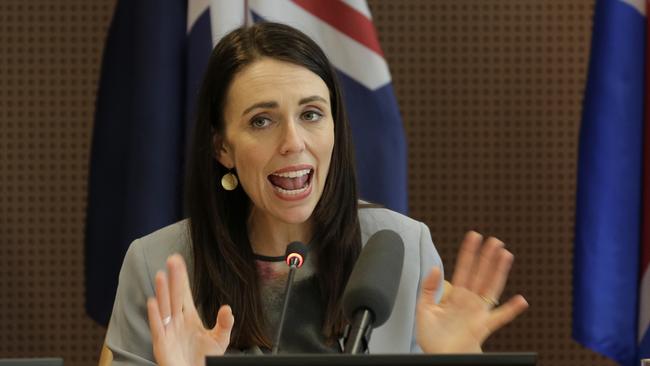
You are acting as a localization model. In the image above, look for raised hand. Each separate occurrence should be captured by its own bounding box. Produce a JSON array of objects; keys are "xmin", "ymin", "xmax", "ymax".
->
[
  {"xmin": 146, "ymin": 254, "xmax": 234, "ymax": 366},
  {"xmin": 416, "ymin": 231, "xmax": 529, "ymax": 353}
]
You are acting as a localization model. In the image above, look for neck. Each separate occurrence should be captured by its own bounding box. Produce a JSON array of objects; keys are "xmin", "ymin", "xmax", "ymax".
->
[{"xmin": 247, "ymin": 209, "xmax": 312, "ymax": 257}]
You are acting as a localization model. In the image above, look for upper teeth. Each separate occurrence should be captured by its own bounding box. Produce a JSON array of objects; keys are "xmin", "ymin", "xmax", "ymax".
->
[{"xmin": 272, "ymin": 169, "xmax": 311, "ymax": 178}]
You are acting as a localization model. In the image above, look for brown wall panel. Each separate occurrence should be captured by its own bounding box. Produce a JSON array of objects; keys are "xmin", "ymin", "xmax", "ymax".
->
[
  {"xmin": 0, "ymin": 1, "xmax": 615, "ymax": 365},
  {"xmin": 368, "ymin": 1, "xmax": 610, "ymax": 365},
  {"xmin": 0, "ymin": 1, "xmax": 114, "ymax": 364}
]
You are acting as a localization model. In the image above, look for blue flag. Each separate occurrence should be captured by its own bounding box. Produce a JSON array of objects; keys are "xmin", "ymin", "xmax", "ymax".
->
[
  {"xmin": 573, "ymin": 1, "xmax": 650, "ymax": 365},
  {"xmin": 85, "ymin": 0, "xmax": 213, "ymax": 325},
  {"xmin": 86, "ymin": 0, "xmax": 407, "ymax": 325}
]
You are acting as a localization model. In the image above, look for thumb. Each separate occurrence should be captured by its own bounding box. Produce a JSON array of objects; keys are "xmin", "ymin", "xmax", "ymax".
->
[
  {"xmin": 418, "ymin": 267, "xmax": 442, "ymax": 307},
  {"xmin": 210, "ymin": 305, "xmax": 234, "ymax": 348}
]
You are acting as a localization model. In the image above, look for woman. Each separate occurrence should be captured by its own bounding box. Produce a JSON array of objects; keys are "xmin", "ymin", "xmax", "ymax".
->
[{"xmin": 105, "ymin": 22, "xmax": 528, "ymax": 366}]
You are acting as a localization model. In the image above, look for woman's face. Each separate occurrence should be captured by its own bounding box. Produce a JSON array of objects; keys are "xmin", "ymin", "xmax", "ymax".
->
[{"xmin": 217, "ymin": 57, "xmax": 335, "ymax": 225}]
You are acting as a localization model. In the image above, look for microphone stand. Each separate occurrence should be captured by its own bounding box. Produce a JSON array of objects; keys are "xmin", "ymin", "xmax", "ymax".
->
[
  {"xmin": 343, "ymin": 309, "xmax": 374, "ymax": 354},
  {"xmin": 271, "ymin": 257, "xmax": 299, "ymax": 354}
]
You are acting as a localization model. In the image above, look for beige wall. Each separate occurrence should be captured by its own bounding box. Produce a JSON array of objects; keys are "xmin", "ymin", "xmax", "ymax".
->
[{"xmin": 0, "ymin": 1, "xmax": 614, "ymax": 365}]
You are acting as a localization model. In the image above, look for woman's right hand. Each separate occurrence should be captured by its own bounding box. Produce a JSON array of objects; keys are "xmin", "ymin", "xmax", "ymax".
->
[{"xmin": 146, "ymin": 254, "xmax": 234, "ymax": 366}]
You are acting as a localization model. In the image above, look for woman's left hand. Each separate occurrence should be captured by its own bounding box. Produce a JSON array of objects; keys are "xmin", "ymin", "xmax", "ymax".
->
[{"xmin": 415, "ymin": 231, "xmax": 529, "ymax": 353}]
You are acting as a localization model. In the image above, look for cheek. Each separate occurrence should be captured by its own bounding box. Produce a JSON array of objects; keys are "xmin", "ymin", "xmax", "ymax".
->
[
  {"xmin": 233, "ymin": 145, "xmax": 269, "ymax": 189},
  {"xmin": 318, "ymin": 130, "xmax": 335, "ymax": 177},
  {"xmin": 324, "ymin": 125, "xmax": 335, "ymax": 159},
  {"xmin": 323, "ymin": 141, "xmax": 334, "ymax": 165}
]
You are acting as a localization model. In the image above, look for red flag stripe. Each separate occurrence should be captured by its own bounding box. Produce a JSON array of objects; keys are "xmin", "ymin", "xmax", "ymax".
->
[
  {"xmin": 641, "ymin": 0, "xmax": 650, "ymax": 276},
  {"xmin": 291, "ymin": 0, "xmax": 384, "ymax": 57}
]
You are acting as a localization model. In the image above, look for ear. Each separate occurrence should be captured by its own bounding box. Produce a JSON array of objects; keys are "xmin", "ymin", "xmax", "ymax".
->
[{"xmin": 213, "ymin": 134, "xmax": 234, "ymax": 169}]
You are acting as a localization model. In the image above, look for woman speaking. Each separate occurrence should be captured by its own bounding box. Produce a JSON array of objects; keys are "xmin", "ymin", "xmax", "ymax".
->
[{"xmin": 104, "ymin": 22, "xmax": 528, "ymax": 365}]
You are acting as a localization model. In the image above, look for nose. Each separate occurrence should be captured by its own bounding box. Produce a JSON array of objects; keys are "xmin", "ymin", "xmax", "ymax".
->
[{"xmin": 279, "ymin": 118, "xmax": 305, "ymax": 155}]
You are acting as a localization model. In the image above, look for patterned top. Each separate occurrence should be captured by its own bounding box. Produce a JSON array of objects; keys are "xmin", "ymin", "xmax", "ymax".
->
[{"xmin": 253, "ymin": 251, "xmax": 340, "ymax": 353}]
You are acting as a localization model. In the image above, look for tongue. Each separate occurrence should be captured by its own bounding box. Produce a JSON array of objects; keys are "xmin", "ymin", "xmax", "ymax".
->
[{"xmin": 269, "ymin": 174, "xmax": 309, "ymax": 190}]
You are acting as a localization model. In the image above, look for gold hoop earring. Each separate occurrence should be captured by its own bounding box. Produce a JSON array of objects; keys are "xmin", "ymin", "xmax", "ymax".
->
[{"xmin": 221, "ymin": 171, "xmax": 239, "ymax": 191}]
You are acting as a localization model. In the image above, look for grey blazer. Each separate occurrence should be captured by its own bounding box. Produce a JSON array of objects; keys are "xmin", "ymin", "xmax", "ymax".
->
[{"xmin": 105, "ymin": 207, "xmax": 444, "ymax": 365}]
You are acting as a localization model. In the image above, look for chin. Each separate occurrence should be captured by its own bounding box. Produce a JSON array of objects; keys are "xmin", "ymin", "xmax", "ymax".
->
[{"xmin": 277, "ymin": 206, "xmax": 316, "ymax": 224}]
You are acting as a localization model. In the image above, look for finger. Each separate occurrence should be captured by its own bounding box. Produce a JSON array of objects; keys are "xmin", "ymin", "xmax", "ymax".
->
[
  {"xmin": 485, "ymin": 295, "xmax": 529, "ymax": 334},
  {"xmin": 155, "ymin": 271, "xmax": 172, "ymax": 321},
  {"xmin": 210, "ymin": 305, "xmax": 235, "ymax": 347},
  {"xmin": 418, "ymin": 267, "xmax": 442, "ymax": 307},
  {"xmin": 147, "ymin": 297, "xmax": 165, "ymax": 341},
  {"xmin": 167, "ymin": 254, "xmax": 188, "ymax": 318},
  {"xmin": 173, "ymin": 254, "xmax": 199, "ymax": 317},
  {"xmin": 451, "ymin": 231, "xmax": 482, "ymax": 287},
  {"xmin": 468, "ymin": 237, "xmax": 505, "ymax": 293},
  {"xmin": 481, "ymin": 249, "xmax": 514, "ymax": 302},
  {"xmin": 440, "ymin": 280, "xmax": 454, "ymax": 303}
]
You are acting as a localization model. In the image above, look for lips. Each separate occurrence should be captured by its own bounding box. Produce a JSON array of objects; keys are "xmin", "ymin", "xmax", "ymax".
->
[{"xmin": 268, "ymin": 168, "xmax": 313, "ymax": 192}]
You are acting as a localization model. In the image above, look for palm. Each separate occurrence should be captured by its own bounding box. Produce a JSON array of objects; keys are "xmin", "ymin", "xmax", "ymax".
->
[
  {"xmin": 151, "ymin": 307, "xmax": 229, "ymax": 366},
  {"xmin": 416, "ymin": 232, "xmax": 528, "ymax": 354},
  {"xmin": 417, "ymin": 282, "xmax": 493, "ymax": 353},
  {"xmin": 147, "ymin": 255, "xmax": 234, "ymax": 366}
]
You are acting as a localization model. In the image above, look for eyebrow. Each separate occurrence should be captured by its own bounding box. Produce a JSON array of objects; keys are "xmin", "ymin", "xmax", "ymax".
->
[
  {"xmin": 242, "ymin": 101, "xmax": 278, "ymax": 116},
  {"xmin": 298, "ymin": 95, "xmax": 328, "ymax": 105},
  {"xmin": 241, "ymin": 95, "xmax": 328, "ymax": 116}
]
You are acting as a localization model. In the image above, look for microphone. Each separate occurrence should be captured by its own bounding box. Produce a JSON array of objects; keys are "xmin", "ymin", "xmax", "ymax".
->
[
  {"xmin": 271, "ymin": 241, "xmax": 309, "ymax": 354},
  {"xmin": 342, "ymin": 230, "xmax": 404, "ymax": 354}
]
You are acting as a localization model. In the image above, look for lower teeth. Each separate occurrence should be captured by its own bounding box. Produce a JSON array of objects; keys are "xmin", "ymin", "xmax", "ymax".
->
[{"xmin": 274, "ymin": 183, "xmax": 309, "ymax": 195}]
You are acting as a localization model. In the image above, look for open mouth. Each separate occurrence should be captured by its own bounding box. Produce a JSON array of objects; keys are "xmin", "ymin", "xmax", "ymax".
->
[{"xmin": 267, "ymin": 168, "xmax": 314, "ymax": 196}]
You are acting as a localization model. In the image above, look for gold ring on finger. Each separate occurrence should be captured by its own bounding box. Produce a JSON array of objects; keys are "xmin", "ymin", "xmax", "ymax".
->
[{"xmin": 479, "ymin": 295, "xmax": 499, "ymax": 307}]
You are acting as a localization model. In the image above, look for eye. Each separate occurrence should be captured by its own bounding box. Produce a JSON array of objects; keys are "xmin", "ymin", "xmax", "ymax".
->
[
  {"xmin": 250, "ymin": 116, "xmax": 272, "ymax": 129},
  {"xmin": 302, "ymin": 110, "xmax": 323, "ymax": 122}
]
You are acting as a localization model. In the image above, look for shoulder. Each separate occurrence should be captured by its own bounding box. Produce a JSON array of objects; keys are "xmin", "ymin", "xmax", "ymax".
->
[
  {"xmin": 131, "ymin": 219, "xmax": 192, "ymax": 259},
  {"xmin": 357, "ymin": 203, "xmax": 441, "ymax": 271},
  {"xmin": 124, "ymin": 219, "xmax": 193, "ymax": 281},
  {"xmin": 358, "ymin": 204, "xmax": 426, "ymax": 244}
]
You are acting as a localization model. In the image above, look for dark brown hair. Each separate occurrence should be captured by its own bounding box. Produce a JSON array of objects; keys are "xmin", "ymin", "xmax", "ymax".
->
[{"xmin": 185, "ymin": 22, "xmax": 361, "ymax": 349}]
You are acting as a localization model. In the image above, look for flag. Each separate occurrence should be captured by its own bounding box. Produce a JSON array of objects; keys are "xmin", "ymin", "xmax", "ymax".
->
[
  {"xmin": 573, "ymin": 1, "xmax": 650, "ymax": 365},
  {"xmin": 85, "ymin": 0, "xmax": 212, "ymax": 325},
  {"xmin": 86, "ymin": 0, "xmax": 407, "ymax": 325}
]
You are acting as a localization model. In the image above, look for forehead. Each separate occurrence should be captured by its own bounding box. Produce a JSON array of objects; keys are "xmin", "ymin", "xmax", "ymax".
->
[{"xmin": 225, "ymin": 58, "xmax": 330, "ymax": 111}]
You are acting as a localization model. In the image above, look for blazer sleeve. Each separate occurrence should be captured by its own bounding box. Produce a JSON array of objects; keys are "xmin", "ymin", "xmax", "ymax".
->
[
  {"xmin": 105, "ymin": 239, "xmax": 157, "ymax": 365},
  {"xmin": 410, "ymin": 222, "xmax": 445, "ymax": 353}
]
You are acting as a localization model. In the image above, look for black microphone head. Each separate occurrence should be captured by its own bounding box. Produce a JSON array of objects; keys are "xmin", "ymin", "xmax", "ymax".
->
[
  {"xmin": 285, "ymin": 241, "xmax": 309, "ymax": 268},
  {"xmin": 342, "ymin": 229, "xmax": 404, "ymax": 327}
]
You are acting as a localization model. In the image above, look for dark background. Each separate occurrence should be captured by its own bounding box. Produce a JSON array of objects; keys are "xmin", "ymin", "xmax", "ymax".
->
[{"xmin": 0, "ymin": 1, "xmax": 612, "ymax": 365}]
